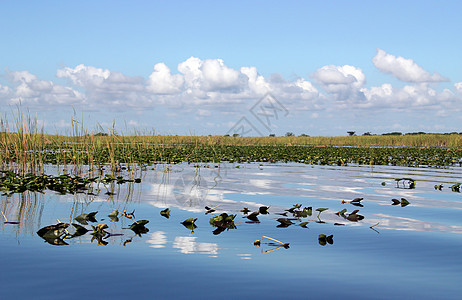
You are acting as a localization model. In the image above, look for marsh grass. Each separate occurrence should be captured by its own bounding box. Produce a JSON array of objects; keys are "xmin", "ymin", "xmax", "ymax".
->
[{"xmin": 1, "ymin": 111, "xmax": 462, "ymax": 176}]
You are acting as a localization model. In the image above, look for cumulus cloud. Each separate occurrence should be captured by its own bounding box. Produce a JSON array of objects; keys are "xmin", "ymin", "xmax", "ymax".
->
[
  {"xmin": 312, "ymin": 65, "xmax": 365, "ymax": 100},
  {"xmin": 57, "ymin": 64, "xmax": 149, "ymax": 109},
  {"xmin": 147, "ymin": 63, "xmax": 184, "ymax": 94},
  {"xmin": 3, "ymin": 70, "xmax": 84, "ymax": 107},
  {"xmin": 177, "ymin": 57, "xmax": 248, "ymax": 93},
  {"xmin": 57, "ymin": 64, "xmax": 145, "ymax": 93},
  {"xmin": 361, "ymin": 83, "xmax": 459, "ymax": 112},
  {"xmin": 2, "ymin": 51, "xmax": 461, "ymax": 128},
  {"xmin": 372, "ymin": 49, "xmax": 448, "ymax": 83}
]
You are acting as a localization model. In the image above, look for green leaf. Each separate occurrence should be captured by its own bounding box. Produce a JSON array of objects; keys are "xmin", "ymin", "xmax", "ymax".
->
[
  {"xmin": 318, "ymin": 234, "xmax": 327, "ymax": 246},
  {"xmin": 336, "ymin": 208, "xmax": 347, "ymax": 217},
  {"xmin": 71, "ymin": 223, "xmax": 89, "ymax": 237},
  {"xmin": 37, "ymin": 223, "xmax": 69, "ymax": 239},
  {"xmin": 297, "ymin": 222, "xmax": 309, "ymax": 228},
  {"xmin": 400, "ymin": 198, "xmax": 410, "ymax": 207},
  {"xmin": 160, "ymin": 208, "xmax": 171, "ymax": 218},
  {"xmin": 129, "ymin": 220, "xmax": 149, "ymax": 235},
  {"xmin": 181, "ymin": 218, "xmax": 197, "ymax": 225},
  {"xmin": 108, "ymin": 210, "xmax": 119, "ymax": 218}
]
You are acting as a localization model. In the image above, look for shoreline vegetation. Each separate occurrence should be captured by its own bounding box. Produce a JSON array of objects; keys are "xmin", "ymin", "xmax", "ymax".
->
[{"xmin": 1, "ymin": 113, "xmax": 462, "ymax": 175}]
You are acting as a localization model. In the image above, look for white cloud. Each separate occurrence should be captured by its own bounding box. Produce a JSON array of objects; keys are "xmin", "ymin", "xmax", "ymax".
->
[
  {"xmin": 2, "ymin": 51, "xmax": 462, "ymax": 134},
  {"xmin": 177, "ymin": 57, "xmax": 248, "ymax": 94},
  {"xmin": 312, "ymin": 64, "xmax": 365, "ymax": 100},
  {"xmin": 147, "ymin": 63, "xmax": 184, "ymax": 94},
  {"xmin": 372, "ymin": 49, "xmax": 448, "ymax": 83},
  {"xmin": 240, "ymin": 66, "xmax": 269, "ymax": 94},
  {"xmin": 361, "ymin": 83, "xmax": 460, "ymax": 113},
  {"xmin": 5, "ymin": 70, "xmax": 84, "ymax": 107},
  {"xmin": 455, "ymin": 82, "xmax": 462, "ymax": 94}
]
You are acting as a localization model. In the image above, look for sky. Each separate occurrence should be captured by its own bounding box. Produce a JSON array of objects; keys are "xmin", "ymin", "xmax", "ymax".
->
[{"xmin": 1, "ymin": 0, "xmax": 461, "ymax": 136}]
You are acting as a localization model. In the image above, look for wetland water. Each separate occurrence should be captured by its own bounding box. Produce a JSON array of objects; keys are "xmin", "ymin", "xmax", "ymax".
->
[{"xmin": 1, "ymin": 163, "xmax": 461, "ymax": 299}]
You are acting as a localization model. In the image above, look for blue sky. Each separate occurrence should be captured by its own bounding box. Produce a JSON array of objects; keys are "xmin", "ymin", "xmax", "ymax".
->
[{"xmin": 1, "ymin": 0, "xmax": 461, "ymax": 136}]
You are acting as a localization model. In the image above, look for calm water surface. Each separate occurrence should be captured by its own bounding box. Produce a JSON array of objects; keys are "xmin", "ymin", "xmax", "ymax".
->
[{"xmin": 1, "ymin": 163, "xmax": 461, "ymax": 299}]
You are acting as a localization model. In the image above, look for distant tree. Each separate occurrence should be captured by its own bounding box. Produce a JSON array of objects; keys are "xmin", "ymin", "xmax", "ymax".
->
[
  {"xmin": 285, "ymin": 132, "xmax": 295, "ymax": 137},
  {"xmin": 362, "ymin": 132, "xmax": 372, "ymax": 136},
  {"xmin": 224, "ymin": 134, "xmax": 230, "ymax": 137},
  {"xmin": 382, "ymin": 132, "xmax": 402, "ymax": 136},
  {"xmin": 269, "ymin": 134, "xmax": 276, "ymax": 137},
  {"xmin": 93, "ymin": 132, "xmax": 108, "ymax": 136},
  {"xmin": 232, "ymin": 133, "xmax": 240, "ymax": 137},
  {"xmin": 299, "ymin": 133, "xmax": 309, "ymax": 137},
  {"xmin": 347, "ymin": 131, "xmax": 356, "ymax": 136}
]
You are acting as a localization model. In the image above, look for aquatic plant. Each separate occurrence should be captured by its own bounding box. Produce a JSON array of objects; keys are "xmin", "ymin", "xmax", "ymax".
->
[
  {"xmin": 318, "ymin": 234, "xmax": 334, "ymax": 246},
  {"xmin": 395, "ymin": 178, "xmax": 416, "ymax": 189},
  {"xmin": 209, "ymin": 213, "xmax": 237, "ymax": 235},
  {"xmin": 160, "ymin": 208, "xmax": 171, "ymax": 218},
  {"xmin": 254, "ymin": 236, "xmax": 290, "ymax": 253}
]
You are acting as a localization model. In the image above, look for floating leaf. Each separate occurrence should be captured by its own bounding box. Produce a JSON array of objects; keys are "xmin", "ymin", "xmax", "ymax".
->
[
  {"xmin": 347, "ymin": 210, "xmax": 365, "ymax": 222},
  {"xmin": 74, "ymin": 211, "xmax": 98, "ymax": 225},
  {"xmin": 160, "ymin": 208, "xmax": 171, "ymax": 218},
  {"xmin": 434, "ymin": 184, "xmax": 443, "ymax": 191},
  {"xmin": 401, "ymin": 198, "xmax": 410, "ymax": 207},
  {"xmin": 108, "ymin": 210, "xmax": 119, "ymax": 222},
  {"xmin": 318, "ymin": 234, "xmax": 327, "ymax": 246},
  {"xmin": 246, "ymin": 212, "xmax": 260, "ymax": 222},
  {"xmin": 391, "ymin": 198, "xmax": 401, "ymax": 205},
  {"xmin": 182, "ymin": 222, "xmax": 197, "ymax": 233},
  {"xmin": 37, "ymin": 223, "xmax": 69, "ymax": 240},
  {"xmin": 318, "ymin": 234, "xmax": 334, "ymax": 246},
  {"xmin": 181, "ymin": 218, "xmax": 197, "ymax": 225},
  {"xmin": 326, "ymin": 235, "xmax": 334, "ymax": 245},
  {"xmin": 71, "ymin": 223, "xmax": 89, "ymax": 237},
  {"xmin": 90, "ymin": 224, "xmax": 109, "ymax": 239},
  {"xmin": 108, "ymin": 210, "xmax": 119, "ymax": 218},
  {"xmin": 129, "ymin": 220, "xmax": 149, "ymax": 235},
  {"xmin": 335, "ymin": 208, "xmax": 347, "ymax": 217},
  {"xmin": 259, "ymin": 206, "xmax": 270, "ymax": 214},
  {"xmin": 240, "ymin": 207, "xmax": 250, "ymax": 215},
  {"xmin": 297, "ymin": 222, "xmax": 309, "ymax": 228},
  {"xmin": 276, "ymin": 218, "xmax": 294, "ymax": 227},
  {"xmin": 450, "ymin": 183, "xmax": 460, "ymax": 192},
  {"xmin": 304, "ymin": 207, "xmax": 312, "ymax": 217}
]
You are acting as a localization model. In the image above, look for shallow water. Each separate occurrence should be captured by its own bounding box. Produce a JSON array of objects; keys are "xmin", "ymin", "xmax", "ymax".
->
[{"xmin": 1, "ymin": 163, "xmax": 461, "ymax": 299}]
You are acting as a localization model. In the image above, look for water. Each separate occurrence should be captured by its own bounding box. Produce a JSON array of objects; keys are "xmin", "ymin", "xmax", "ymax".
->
[{"xmin": 1, "ymin": 163, "xmax": 461, "ymax": 299}]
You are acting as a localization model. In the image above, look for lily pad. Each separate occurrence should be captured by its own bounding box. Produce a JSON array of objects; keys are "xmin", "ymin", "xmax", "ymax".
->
[
  {"xmin": 74, "ymin": 211, "xmax": 98, "ymax": 225},
  {"xmin": 160, "ymin": 208, "xmax": 171, "ymax": 218},
  {"xmin": 37, "ymin": 223, "xmax": 69, "ymax": 240},
  {"xmin": 297, "ymin": 222, "xmax": 309, "ymax": 228},
  {"xmin": 276, "ymin": 218, "xmax": 294, "ymax": 227},
  {"xmin": 71, "ymin": 223, "xmax": 89, "ymax": 237},
  {"xmin": 401, "ymin": 198, "xmax": 410, "ymax": 207},
  {"xmin": 129, "ymin": 220, "xmax": 150, "ymax": 235}
]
